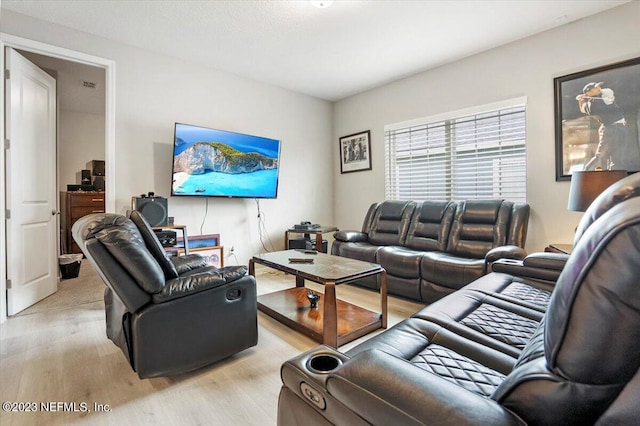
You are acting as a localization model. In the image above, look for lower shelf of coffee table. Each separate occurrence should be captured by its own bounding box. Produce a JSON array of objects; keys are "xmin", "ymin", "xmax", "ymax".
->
[{"xmin": 257, "ymin": 287, "xmax": 382, "ymax": 347}]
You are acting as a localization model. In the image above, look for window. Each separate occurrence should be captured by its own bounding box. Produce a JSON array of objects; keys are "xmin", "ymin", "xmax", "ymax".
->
[{"xmin": 384, "ymin": 98, "xmax": 527, "ymax": 203}]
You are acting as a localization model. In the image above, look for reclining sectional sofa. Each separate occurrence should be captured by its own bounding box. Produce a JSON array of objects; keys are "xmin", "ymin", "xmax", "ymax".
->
[
  {"xmin": 332, "ymin": 199, "xmax": 530, "ymax": 302},
  {"xmin": 278, "ymin": 172, "xmax": 640, "ymax": 425}
]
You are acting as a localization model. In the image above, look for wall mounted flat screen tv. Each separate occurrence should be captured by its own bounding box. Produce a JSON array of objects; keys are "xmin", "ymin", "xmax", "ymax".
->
[{"xmin": 171, "ymin": 123, "xmax": 281, "ymax": 198}]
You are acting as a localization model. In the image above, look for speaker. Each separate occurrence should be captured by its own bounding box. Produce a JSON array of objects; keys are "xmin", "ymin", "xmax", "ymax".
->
[
  {"xmin": 93, "ymin": 176, "xmax": 105, "ymax": 191},
  {"xmin": 131, "ymin": 196, "xmax": 168, "ymax": 226},
  {"xmin": 76, "ymin": 169, "xmax": 91, "ymax": 185},
  {"xmin": 87, "ymin": 160, "xmax": 105, "ymax": 176}
]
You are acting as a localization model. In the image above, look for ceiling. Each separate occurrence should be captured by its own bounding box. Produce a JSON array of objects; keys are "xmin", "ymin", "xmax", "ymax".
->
[{"xmin": 2, "ymin": 0, "xmax": 629, "ymax": 103}]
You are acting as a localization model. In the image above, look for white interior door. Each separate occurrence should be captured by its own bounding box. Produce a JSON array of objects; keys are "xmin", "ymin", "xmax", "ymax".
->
[{"xmin": 5, "ymin": 47, "xmax": 58, "ymax": 315}]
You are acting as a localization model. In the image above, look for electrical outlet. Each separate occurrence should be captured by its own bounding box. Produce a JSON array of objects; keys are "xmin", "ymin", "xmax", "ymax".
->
[{"xmin": 229, "ymin": 246, "xmax": 235, "ymax": 254}]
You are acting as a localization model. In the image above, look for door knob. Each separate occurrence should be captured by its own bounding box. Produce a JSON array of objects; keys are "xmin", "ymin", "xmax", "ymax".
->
[{"xmin": 52, "ymin": 210, "xmax": 60, "ymax": 216}]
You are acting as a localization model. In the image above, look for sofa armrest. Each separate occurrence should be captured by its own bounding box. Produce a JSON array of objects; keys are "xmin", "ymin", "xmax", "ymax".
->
[
  {"xmin": 492, "ymin": 252, "xmax": 568, "ymax": 283},
  {"xmin": 152, "ymin": 266, "xmax": 248, "ymax": 303},
  {"xmin": 326, "ymin": 349, "xmax": 524, "ymax": 425},
  {"xmin": 486, "ymin": 245, "xmax": 527, "ymax": 264},
  {"xmin": 522, "ymin": 252, "xmax": 568, "ymax": 270},
  {"xmin": 170, "ymin": 254, "xmax": 207, "ymax": 274},
  {"xmin": 333, "ymin": 230, "xmax": 368, "ymax": 243}
]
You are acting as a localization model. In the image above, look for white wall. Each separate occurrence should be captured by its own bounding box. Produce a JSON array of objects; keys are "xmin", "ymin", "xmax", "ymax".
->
[
  {"xmin": 333, "ymin": 2, "xmax": 640, "ymax": 253},
  {"xmin": 58, "ymin": 110, "xmax": 105, "ymax": 192},
  {"xmin": 1, "ymin": 10, "xmax": 334, "ymax": 266}
]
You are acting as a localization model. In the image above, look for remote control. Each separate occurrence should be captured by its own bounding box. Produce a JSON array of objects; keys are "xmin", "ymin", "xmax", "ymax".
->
[
  {"xmin": 289, "ymin": 257, "xmax": 314, "ymax": 263},
  {"xmin": 296, "ymin": 249, "xmax": 317, "ymax": 254}
]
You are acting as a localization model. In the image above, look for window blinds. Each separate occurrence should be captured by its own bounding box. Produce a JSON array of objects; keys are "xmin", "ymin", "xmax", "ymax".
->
[{"xmin": 385, "ymin": 99, "xmax": 527, "ymax": 203}]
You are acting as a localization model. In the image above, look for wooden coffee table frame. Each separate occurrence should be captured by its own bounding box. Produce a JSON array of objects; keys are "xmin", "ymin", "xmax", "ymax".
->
[{"xmin": 249, "ymin": 251, "xmax": 387, "ymax": 348}]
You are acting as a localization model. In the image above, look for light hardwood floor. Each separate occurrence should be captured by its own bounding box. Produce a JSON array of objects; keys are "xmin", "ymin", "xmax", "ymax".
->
[{"xmin": 0, "ymin": 263, "xmax": 422, "ymax": 425}]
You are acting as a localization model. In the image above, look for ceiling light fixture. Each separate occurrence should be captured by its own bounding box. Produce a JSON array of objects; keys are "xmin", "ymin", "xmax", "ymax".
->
[{"xmin": 310, "ymin": 1, "xmax": 334, "ymax": 9}]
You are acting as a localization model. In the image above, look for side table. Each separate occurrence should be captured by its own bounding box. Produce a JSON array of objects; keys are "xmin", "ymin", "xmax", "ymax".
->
[
  {"xmin": 285, "ymin": 226, "xmax": 338, "ymax": 253},
  {"xmin": 544, "ymin": 243, "xmax": 573, "ymax": 255}
]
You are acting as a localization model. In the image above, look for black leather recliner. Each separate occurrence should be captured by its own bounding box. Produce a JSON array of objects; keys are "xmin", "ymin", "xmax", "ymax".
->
[
  {"xmin": 72, "ymin": 210, "xmax": 258, "ymax": 379},
  {"xmin": 278, "ymin": 172, "xmax": 640, "ymax": 425}
]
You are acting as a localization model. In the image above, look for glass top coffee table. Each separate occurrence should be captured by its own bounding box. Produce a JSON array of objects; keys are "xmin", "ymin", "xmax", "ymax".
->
[{"xmin": 249, "ymin": 250, "xmax": 387, "ymax": 348}]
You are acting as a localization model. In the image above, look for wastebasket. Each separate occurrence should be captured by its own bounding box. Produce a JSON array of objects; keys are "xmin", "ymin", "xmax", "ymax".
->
[{"xmin": 59, "ymin": 254, "xmax": 83, "ymax": 279}]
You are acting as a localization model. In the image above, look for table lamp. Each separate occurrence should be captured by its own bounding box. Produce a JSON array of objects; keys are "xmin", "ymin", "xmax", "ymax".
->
[{"xmin": 567, "ymin": 170, "xmax": 627, "ymax": 212}]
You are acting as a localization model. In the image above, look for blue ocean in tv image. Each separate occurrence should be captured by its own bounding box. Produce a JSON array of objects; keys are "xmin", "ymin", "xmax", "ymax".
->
[
  {"xmin": 175, "ymin": 169, "xmax": 278, "ymax": 198},
  {"xmin": 172, "ymin": 123, "xmax": 281, "ymax": 198}
]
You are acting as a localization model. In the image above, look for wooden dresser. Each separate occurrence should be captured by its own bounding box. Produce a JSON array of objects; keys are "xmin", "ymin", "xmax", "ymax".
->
[{"xmin": 60, "ymin": 191, "xmax": 106, "ymax": 254}]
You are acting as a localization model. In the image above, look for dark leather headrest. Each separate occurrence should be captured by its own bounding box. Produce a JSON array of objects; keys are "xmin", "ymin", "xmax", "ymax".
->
[
  {"xmin": 416, "ymin": 201, "xmax": 454, "ymax": 222},
  {"xmin": 546, "ymin": 196, "xmax": 640, "ymax": 384},
  {"xmin": 73, "ymin": 213, "xmax": 167, "ymax": 294},
  {"xmin": 458, "ymin": 200, "xmax": 505, "ymax": 224},
  {"xmin": 94, "ymin": 218, "xmax": 166, "ymax": 294},
  {"xmin": 72, "ymin": 213, "xmax": 128, "ymax": 247},
  {"xmin": 377, "ymin": 200, "xmax": 412, "ymax": 220}
]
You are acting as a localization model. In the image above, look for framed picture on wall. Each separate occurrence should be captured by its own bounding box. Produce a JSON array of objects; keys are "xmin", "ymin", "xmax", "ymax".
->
[
  {"xmin": 339, "ymin": 130, "xmax": 372, "ymax": 173},
  {"xmin": 554, "ymin": 56, "xmax": 640, "ymax": 181}
]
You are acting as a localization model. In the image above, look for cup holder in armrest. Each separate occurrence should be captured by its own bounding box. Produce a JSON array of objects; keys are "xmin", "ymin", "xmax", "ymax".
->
[
  {"xmin": 281, "ymin": 346, "xmax": 350, "ymax": 390},
  {"xmin": 307, "ymin": 353, "xmax": 343, "ymax": 374}
]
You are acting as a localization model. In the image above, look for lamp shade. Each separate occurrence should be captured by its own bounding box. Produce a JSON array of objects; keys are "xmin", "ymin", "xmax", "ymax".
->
[{"xmin": 567, "ymin": 170, "xmax": 627, "ymax": 212}]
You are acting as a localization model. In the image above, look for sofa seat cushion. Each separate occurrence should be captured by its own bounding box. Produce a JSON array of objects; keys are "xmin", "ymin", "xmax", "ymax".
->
[
  {"xmin": 420, "ymin": 251, "xmax": 485, "ymax": 291},
  {"xmin": 152, "ymin": 266, "xmax": 248, "ymax": 303},
  {"xmin": 376, "ymin": 246, "xmax": 422, "ymax": 278},
  {"xmin": 464, "ymin": 272, "xmax": 553, "ymax": 313},
  {"xmin": 153, "ymin": 270, "xmax": 227, "ymax": 303},
  {"xmin": 170, "ymin": 254, "xmax": 208, "ymax": 275},
  {"xmin": 346, "ymin": 317, "xmax": 515, "ymax": 375},
  {"xmin": 457, "ymin": 302, "xmax": 540, "ymax": 351},
  {"xmin": 346, "ymin": 318, "xmax": 513, "ymax": 397},
  {"xmin": 413, "ymin": 289, "xmax": 543, "ymax": 358},
  {"xmin": 336, "ymin": 242, "xmax": 381, "ymax": 263},
  {"xmin": 411, "ymin": 343, "xmax": 507, "ymax": 397}
]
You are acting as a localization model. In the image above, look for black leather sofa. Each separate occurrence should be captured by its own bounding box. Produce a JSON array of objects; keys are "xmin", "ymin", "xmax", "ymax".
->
[
  {"xmin": 332, "ymin": 200, "xmax": 530, "ymax": 302},
  {"xmin": 72, "ymin": 210, "xmax": 258, "ymax": 378},
  {"xmin": 278, "ymin": 172, "xmax": 640, "ymax": 425}
]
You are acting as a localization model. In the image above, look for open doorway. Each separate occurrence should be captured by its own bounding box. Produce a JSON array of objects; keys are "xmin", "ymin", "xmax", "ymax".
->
[
  {"xmin": 1, "ymin": 34, "xmax": 116, "ymax": 320},
  {"xmin": 19, "ymin": 51, "xmax": 106, "ymax": 255}
]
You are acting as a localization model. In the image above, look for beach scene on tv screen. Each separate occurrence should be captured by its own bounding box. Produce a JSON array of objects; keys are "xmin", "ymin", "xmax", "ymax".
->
[{"xmin": 172, "ymin": 124, "xmax": 280, "ymax": 198}]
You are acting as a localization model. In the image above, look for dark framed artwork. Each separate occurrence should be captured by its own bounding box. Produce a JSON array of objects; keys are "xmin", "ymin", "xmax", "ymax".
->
[
  {"xmin": 554, "ymin": 56, "xmax": 640, "ymax": 181},
  {"xmin": 339, "ymin": 130, "xmax": 372, "ymax": 173}
]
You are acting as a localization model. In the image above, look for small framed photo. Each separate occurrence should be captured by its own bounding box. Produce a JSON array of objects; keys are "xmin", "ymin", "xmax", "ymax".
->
[
  {"xmin": 554, "ymin": 57, "xmax": 640, "ymax": 181},
  {"xmin": 179, "ymin": 246, "xmax": 224, "ymax": 268},
  {"xmin": 339, "ymin": 130, "xmax": 372, "ymax": 174}
]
